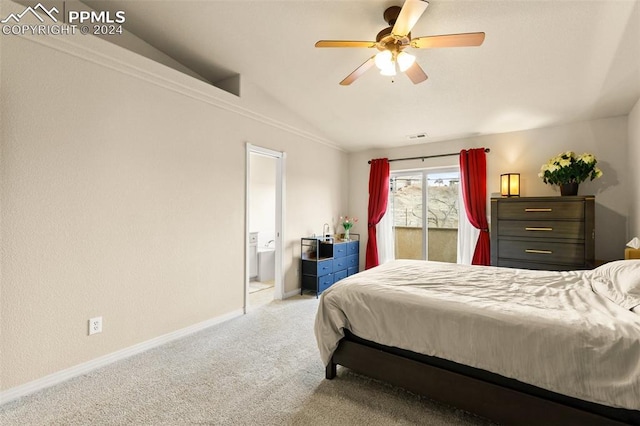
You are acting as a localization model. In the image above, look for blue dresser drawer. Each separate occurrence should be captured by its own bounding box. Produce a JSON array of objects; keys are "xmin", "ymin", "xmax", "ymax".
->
[
  {"xmin": 346, "ymin": 254, "xmax": 358, "ymax": 269},
  {"xmin": 302, "ymin": 259, "xmax": 333, "ymax": 276},
  {"xmin": 333, "ymin": 242, "xmax": 348, "ymax": 258},
  {"xmin": 333, "ymin": 269, "xmax": 348, "ymax": 283},
  {"xmin": 347, "ymin": 241, "xmax": 359, "ymax": 255},
  {"xmin": 333, "ymin": 257, "xmax": 348, "ymax": 272},
  {"xmin": 318, "ymin": 274, "xmax": 334, "ymax": 293},
  {"xmin": 347, "ymin": 266, "xmax": 358, "ymax": 276},
  {"xmin": 302, "ymin": 273, "xmax": 334, "ymax": 293}
]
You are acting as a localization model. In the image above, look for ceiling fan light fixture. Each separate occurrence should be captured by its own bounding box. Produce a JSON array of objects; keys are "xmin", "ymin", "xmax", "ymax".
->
[
  {"xmin": 374, "ymin": 50, "xmax": 393, "ymax": 70},
  {"xmin": 380, "ymin": 63, "xmax": 397, "ymax": 76},
  {"xmin": 397, "ymin": 51, "xmax": 416, "ymax": 72},
  {"xmin": 315, "ymin": 1, "xmax": 484, "ymax": 85}
]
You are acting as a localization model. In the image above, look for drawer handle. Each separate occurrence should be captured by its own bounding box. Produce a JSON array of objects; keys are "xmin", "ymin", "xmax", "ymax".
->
[
  {"xmin": 525, "ymin": 227, "xmax": 553, "ymax": 231},
  {"xmin": 525, "ymin": 208, "xmax": 552, "ymax": 212},
  {"xmin": 525, "ymin": 249, "xmax": 553, "ymax": 254}
]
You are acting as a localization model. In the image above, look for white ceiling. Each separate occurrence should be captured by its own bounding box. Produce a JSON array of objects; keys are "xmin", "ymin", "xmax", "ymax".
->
[{"xmin": 84, "ymin": 0, "xmax": 640, "ymax": 152}]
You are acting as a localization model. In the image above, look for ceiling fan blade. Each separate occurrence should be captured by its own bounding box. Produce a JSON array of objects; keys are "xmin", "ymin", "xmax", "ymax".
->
[
  {"xmin": 411, "ymin": 32, "xmax": 486, "ymax": 48},
  {"xmin": 340, "ymin": 56, "xmax": 376, "ymax": 86},
  {"xmin": 392, "ymin": 0, "xmax": 429, "ymax": 38},
  {"xmin": 315, "ymin": 40, "xmax": 377, "ymax": 48},
  {"xmin": 405, "ymin": 62, "xmax": 428, "ymax": 84}
]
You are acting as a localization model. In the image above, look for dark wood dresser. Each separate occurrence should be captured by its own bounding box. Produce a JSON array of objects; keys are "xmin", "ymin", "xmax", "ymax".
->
[{"xmin": 491, "ymin": 196, "xmax": 595, "ymax": 270}]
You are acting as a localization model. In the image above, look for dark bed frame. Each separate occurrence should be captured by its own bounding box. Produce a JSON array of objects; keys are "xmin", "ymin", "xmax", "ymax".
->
[{"xmin": 325, "ymin": 330, "xmax": 640, "ymax": 425}]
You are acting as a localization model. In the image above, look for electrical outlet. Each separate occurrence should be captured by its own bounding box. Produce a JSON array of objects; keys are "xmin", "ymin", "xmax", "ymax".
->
[{"xmin": 89, "ymin": 316, "xmax": 103, "ymax": 335}]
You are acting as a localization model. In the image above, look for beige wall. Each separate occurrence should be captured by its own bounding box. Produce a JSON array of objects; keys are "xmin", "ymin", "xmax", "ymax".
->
[
  {"xmin": 350, "ymin": 117, "xmax": 630, "ymax": 266},
  {"xmin": 629, "ymin": 98, "xmax": 640, "ymax": 238},
  {"xmin": 0, "ymin": 26, "xmax": 347, "ymax": 390}
]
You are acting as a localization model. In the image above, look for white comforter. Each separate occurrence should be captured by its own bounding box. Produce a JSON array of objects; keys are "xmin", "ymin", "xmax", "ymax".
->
[{"xmin": 315, "ymin": 260, "xmax": 640, "ymax": 410}]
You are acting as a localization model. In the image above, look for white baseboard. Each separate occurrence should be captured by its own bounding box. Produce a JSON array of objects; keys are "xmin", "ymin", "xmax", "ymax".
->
[
  {"xmin": 0, "ymin": 309, "xmax": 243, "ymax": 406},
  {"xmin": 284, "ymin": 288, "xmax": 303, "ymax": 299}
]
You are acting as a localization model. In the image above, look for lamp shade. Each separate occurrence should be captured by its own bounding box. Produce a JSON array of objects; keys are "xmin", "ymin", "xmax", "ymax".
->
[
  {"xmin": 374, "ymin": 50, "xmax": 393, "ymax": 70},
  {"xmin": 397, "ymin": 51, "xmax": 416, "ymax": 72},
  {"xmin": 379, "ymin": 63, "xmax": 396, "ymax": 76},
  {"xmin": 500, "ymin": 173, "xmax": 520, "ymax": 197}
]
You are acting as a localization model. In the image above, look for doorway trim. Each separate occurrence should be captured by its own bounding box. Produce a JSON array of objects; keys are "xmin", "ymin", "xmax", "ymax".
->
[{"xmin": 245, "ymin": 143, "xmax": 286, "ymax": 313}]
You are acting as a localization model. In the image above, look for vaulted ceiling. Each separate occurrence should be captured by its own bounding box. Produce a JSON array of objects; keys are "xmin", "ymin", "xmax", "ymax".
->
[{"xmin": 84, "ymin": 0, "xmax": 640, "ymax": 152}]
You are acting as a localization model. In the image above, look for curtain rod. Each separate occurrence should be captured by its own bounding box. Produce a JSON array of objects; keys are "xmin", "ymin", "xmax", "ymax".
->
[{"xmin": 368, "ymin": 148, "xmax": 490, "ymax": 164}]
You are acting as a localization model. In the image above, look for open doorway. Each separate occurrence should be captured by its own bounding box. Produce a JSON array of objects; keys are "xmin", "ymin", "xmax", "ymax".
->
[{"xmin": 245, "ymin": 144, "xmax": 285, "ymax": 312}]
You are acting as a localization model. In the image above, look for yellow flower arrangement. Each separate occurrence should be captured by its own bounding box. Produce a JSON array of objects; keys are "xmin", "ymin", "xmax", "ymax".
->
[{"xmin": 538, "ymin": 151, "xmax": 603, "ymax": 186}]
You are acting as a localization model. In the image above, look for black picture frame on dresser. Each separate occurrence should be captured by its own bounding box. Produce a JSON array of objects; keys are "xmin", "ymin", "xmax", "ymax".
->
[
  {"xmin": 300, "ymin": 235, "xmax": 359, "ymax": 297},
  {"xmin": 491, "ymin": 196, "xmax": 595, "ymax": 270}
]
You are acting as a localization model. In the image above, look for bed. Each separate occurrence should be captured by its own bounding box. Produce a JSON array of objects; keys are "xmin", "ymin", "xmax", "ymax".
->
[{"xmin": 315, "ymin": 259, "xmax": 640, "ymax": 425}]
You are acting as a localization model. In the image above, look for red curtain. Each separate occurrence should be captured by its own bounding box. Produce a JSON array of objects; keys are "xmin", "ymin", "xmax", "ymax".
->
[
  {"xmin": 459, "ymin": 149, "xmax": 490, "ymax": 265},
  {"xmin": 365, "ymin": 158, "xmax": 390, "ymax": 269}
]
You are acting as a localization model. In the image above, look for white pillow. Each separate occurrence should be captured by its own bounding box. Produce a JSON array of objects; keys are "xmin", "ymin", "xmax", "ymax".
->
[{"xmin": 589, "ymin": 260, "xmax": 640, "ymax": 310}]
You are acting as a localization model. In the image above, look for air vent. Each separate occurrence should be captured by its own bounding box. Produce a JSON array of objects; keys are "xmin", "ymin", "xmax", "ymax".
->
[{"xmin": 407, "ymin": 133, "xmax": 428, "ymax": 140}]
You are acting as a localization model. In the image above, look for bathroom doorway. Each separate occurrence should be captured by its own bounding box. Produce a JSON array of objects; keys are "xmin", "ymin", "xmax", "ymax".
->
[{"xmin": 245, "ymin": 144, "xmax": 285, "ymax": 312}]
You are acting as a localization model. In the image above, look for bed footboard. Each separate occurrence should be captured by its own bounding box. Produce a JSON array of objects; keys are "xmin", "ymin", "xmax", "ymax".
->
[{"xmin": 328, "ymin": 335, "xmax": 638, "ymax": 426}]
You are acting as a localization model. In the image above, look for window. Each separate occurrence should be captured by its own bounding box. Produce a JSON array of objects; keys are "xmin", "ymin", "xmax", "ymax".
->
[{"xmin": 390, "ymin": 169, "xmax": 459, "ymax": 262}]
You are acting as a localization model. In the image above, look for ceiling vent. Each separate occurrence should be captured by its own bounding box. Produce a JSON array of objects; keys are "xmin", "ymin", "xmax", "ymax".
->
[{"xmin": 407, "ymin": 133, "xmax": 428, "ymax": 140}]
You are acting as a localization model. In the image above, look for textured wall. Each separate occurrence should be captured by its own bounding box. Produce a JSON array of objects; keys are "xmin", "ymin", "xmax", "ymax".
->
[{"xmin": 0, "ymin": 26, "xmax": 347, "ymax": 391}]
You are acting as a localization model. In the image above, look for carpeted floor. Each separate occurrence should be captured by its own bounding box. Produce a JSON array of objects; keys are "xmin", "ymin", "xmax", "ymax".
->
[{"xmin": 0, "ymin": 296, "xmax": 494, "ymax": 425}]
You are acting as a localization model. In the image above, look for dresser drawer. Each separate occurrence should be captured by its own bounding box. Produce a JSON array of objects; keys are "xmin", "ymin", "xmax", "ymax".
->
[
  {"xmin": 333, "ymin": 257, "xmax": 348, "ymax": 272},
  {"xmin": 333, "ymin": 242, "xmax": 348, "ymax": 258},
  {"xmin": 318, "ymin": 274, "xmax": 334, "ymax": 293},
  {"xmin": 496, "ymin": 259, "xmax": 582, "ymax": 271},
  {"xmin": 302, "ymin": 259, "xmax": 333, "ymax": 276},
  {"xmin": 302, "ymin": 273, "xmax": 334, "ymax": 293},
  {"xmin": 333, "ymin": 269, "xmax": 348, "ymax": 283},
  {"xmin": 498, "ymin": 239, "xmax": 584, "ymax": 265},
  {"xmin": 497, "ymin": 201, "xmax": 584, "ymax": 221},
  {"xmin": 347, "ymin": 241, "xmax": 359, "ymax": 255},
  {"xmin": 498, "ymin": 220, "xmax": 585, "ymax": 240}
]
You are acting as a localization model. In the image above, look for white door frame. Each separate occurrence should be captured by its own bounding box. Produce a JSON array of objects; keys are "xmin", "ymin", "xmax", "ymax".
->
[{"xmin": 245, "ymin": 143, "xmax": 286, "ymax": 312}]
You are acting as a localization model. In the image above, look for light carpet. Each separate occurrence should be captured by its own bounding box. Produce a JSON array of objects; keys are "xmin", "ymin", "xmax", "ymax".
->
[{"xmin": 0, "ymin": 296, "xmax": 493, "ymax": 425}]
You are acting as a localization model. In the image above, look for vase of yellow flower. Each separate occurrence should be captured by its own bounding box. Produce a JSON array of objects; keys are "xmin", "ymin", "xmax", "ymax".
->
[
  {"xmin": 340, "ymin": 216, "xmax": 358, "ymax": 241},
  {"xmin": 538, "ymin": 151, "xmax": 602, "ymax": 196}
]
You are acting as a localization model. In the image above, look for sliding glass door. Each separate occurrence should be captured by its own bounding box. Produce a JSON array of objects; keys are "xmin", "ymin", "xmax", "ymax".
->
[{"xmin": 389, "ymin": 168, "xmax": 460, "ymax": 262}]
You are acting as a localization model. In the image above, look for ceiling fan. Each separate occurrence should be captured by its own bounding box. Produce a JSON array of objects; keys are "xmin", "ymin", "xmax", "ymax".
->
[{"xmin": 315, "ymin": 0, "xmax": 485, "ymax": 85}]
